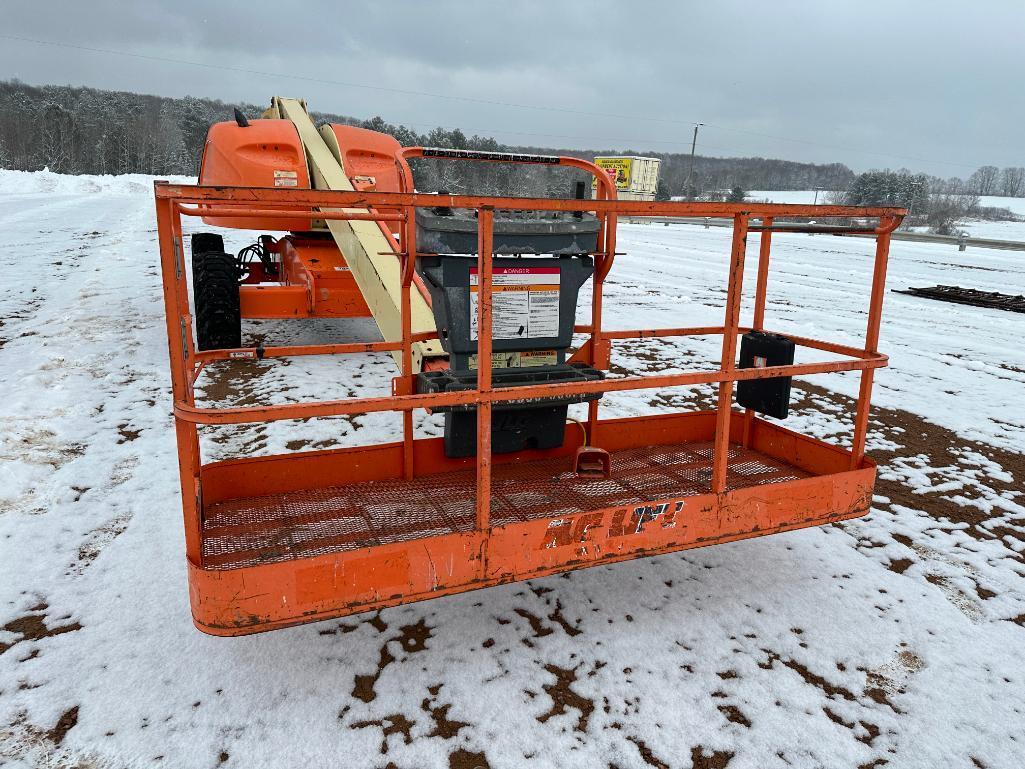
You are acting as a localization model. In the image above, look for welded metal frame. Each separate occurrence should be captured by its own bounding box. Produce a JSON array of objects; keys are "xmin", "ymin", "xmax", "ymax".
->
[{"xmin": 155, "ymin": 179, "xmax": 903, "ymax": 634}]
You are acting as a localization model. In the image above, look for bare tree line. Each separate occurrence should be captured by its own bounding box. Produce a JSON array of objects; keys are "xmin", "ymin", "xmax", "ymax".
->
[
  {"xmin": 963, "ymin": 165, "xmax": 1025, "ymax": 197},
  {"xmin": 0, "ymin": 80, "xmax": 1021, "ymax": 201}
]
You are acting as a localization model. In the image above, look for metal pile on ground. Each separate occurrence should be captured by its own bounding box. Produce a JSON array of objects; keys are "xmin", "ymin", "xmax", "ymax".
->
[{"xmin": 895, "ymin": 284, "xmax": 1025, "ymax": 312}]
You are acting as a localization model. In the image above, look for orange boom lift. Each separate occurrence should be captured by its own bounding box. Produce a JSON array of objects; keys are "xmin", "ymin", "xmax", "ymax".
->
[{"xmin": 154, "ymin": 98, "xmax": 904, "ymax": 635}]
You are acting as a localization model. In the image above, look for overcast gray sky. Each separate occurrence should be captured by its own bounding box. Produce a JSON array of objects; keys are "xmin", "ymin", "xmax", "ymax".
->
[{"xmin": 1, "ymin": 1, "xmax": 1022, "ymax": 177}]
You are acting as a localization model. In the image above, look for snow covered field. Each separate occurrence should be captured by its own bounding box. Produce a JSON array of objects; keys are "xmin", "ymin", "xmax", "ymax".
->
[
  {"xmin": 751, "ymin": 190, "xmax": 1025, "ymax": 241},
  {"xmin": 2, "ymin": 171, "xmax": 1024, "ymax": 769},
  {"xmin": 751, "ymin": 190, "xmax": 1025, "ymax": 216}
]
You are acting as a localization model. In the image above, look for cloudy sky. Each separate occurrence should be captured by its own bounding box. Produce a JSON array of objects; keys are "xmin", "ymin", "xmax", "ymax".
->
[{"xmin": 1, "ymin": 1, "xmax": 1022, "ymax": 176}]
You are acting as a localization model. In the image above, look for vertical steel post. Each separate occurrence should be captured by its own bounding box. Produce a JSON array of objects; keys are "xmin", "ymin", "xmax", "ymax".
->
[
  {"xmin": 850, "ymin": 221, "xmax": 893, "ymax": 468},
  {"xmin": 154, "ymin": 190, "xmax": 202, "ymax": 563},
  {"xmin": 587, "ymin": 185, "xmax": 616, "ymax": 440},
  {"xmin": 744, "ymin": 216, "xmax": 773, "ymax": 447},
  {"xmin": 475, "ymin": 207, "xmax": 495, "ymax": 532},
  {"xmin": 712, "ymin": 214, "xmax": 749, "ymax": 493},
  {"xmin": 401, "ymin": 205, "xmax": 416, "ymax": 480},
  {"xmin": 752, "ymin": 217, "xmax": 773, "ymax": 330}
]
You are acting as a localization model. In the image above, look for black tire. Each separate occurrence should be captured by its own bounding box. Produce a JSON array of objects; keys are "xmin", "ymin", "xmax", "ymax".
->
[
  {"xmin": 190, "ymin": 233, "xmax": 241, "ymax": 351},
  {"xmin": 191, "ymin": 232, "xmax": 225, "ymax": 255}
]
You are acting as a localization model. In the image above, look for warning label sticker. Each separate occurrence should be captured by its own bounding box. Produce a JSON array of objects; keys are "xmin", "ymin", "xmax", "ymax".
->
[
  {"xmin": 467, "ymin": 349, "xmax": 558, "ymax": 370},
  {"xmin": 469, "ymin": 267, "xmax": 560, "ymax": 340},
  {"xmin": 273, "ymin": 169, "xmax": 299, "ymax": 187}
]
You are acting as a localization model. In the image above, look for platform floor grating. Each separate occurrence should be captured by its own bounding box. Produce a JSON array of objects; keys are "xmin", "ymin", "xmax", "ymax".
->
[{"xmin": 201, "ymin": 440, "xmax": 810, "ymax": 570}]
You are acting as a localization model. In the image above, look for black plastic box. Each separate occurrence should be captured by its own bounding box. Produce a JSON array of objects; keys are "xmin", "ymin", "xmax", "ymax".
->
[
  {"xmin": 418, "ymin": 363, "xmax": 605, "ymax": 457},
  {"xmin": 444, "ymin": 406, "xmax": 568, "ymax": 458},
  {"xmin": 416, "ymin": 208, "xmax": 600, "ymax": 256},
  {"xmin": 417, "ymin": 254, "xmax": 593, "ymax": 370},
  {"xmin": 736, "ymin": 331, "xmax": 795, "ymax": 419},
  {"xmin": 415, "ymin": 243, "xmax": 601, "ymax": 459}
]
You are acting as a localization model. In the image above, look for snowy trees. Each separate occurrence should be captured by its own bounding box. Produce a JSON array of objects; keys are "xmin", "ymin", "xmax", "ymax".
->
[
  {"xmin": 923, "ymin": 166, "xmax": 1025, "ymax": 200},
  {"xmin": 841, "ymin": 170, "xmax": 931, "ymax": 211},
  {"xmin": 36, "ymin": 103, "xmax": 78, "ymax": 173},
  {"xmin": 0, "ymin": 79, "xmax": 1021, "ymax": 203},
  {"xmin": 0, "ymin": 81, "xmax": 258, "ymax": 176},
  {"xmin": 925, "ymin": 193, "xmax": 980, "ymax": 235},
  {"xmin": 645, "ymin": 155, "xmax": 853, "ymax": 200},
  {"xmin": 968, "ymin": 166, "xmax": 1001, "ymax": 196},
  {"xmin": 0, "ymin": 80, "xmax": 861, "ymax": 195},
  {"xmin": 837, "ymin": 169, "xmax": 1020, "ymax": 234},
  {"xmin": 999, "ymin": 167, "xmax": 1025, "ymax": 198}
]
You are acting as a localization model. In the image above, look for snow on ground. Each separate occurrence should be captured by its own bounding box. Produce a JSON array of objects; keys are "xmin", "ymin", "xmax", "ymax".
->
[
  {"xmin": 751, "ymin": 191, "xmax": 1025, "ymax": 241},
  {"xmin": 748, "ymin": 190, "xmax": 827, "ymax": 205},
  {"xmin": 938, "ymin": 219, "xmax": 1025, "ymax": 241},
  {"xmin": 2, "ymin": 171, "xmax": 1024, "ymax": 769},
  {"xmin": 973, "ymin": 195, "xmax": 1025, "ymax": 217},
  {"xmin": 751, "ymin": 190, "xmax": 1025, "ymax": 217}
]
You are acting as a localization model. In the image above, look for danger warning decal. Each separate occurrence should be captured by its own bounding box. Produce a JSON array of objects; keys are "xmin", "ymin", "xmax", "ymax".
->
[{"xmin": 469, "ymin": 266, "xmax": 560, "ymax": 340}]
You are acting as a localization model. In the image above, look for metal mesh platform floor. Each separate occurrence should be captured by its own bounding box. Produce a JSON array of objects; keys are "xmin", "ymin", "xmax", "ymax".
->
[{"xmin": 201, "ymin": 440, "xmax": 811, "ymax": 570}]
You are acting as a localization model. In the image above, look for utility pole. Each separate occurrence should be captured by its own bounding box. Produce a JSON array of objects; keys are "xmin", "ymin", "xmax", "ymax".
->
[{"xmin": 685, "ymin": 123, "xmax": 703, "ymax": 200}]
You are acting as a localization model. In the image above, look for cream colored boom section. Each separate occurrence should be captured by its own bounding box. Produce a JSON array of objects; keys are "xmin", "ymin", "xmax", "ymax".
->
[{"xmin": 269, "ymin": 97, "xmax": 443, "ymax": 371}]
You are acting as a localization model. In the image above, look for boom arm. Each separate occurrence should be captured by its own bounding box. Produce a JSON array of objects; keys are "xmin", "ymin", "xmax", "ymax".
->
[{"xmin": 268, "ymin": 97, "xmax": 443, "ymax": 371}]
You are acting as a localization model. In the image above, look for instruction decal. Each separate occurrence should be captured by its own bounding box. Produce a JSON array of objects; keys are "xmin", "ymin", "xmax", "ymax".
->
[
  {"xmin": 469, "ymin": 266, "xmax": 560, "ymax": 340},
  {"xmin": 273, "ymin": 169, "xmax": 299, "ymax": 187}
]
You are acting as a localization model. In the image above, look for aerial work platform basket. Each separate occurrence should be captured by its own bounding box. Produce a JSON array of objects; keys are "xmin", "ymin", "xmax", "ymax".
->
[{"xmin": 154, "ymin": 159, "xmax": 902, "ymax": 635}]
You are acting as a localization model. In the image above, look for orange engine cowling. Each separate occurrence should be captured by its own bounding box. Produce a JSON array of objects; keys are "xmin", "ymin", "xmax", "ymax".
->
[
  {"xmin": 198, "ymin": 119, "xmax": 313, "ymax": 231},
  {"xmin": 322, "ymin": 124, "xmax": 404, "ymax": 194},
  {"xmin": 321, "ymin": 124, "xmax": 405, "ymax": 236}
]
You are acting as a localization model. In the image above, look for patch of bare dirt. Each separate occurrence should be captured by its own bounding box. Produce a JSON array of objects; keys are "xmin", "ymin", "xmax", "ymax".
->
[
  {"xmin": 350, "ymin": 713, "xmax": 414, "ymax": 754},
  {"xmin": 690, "ymin": 745, "xmax": 735, "ymax": 769},
  {"xmin": 536, "ymin": 663, "xmax": 594, "ymax": 733},
  {"xmin": 717, "ymin": 704, "xmax": 751, "ymax": 727},
  {"xmin": 625, "ymin": 735, "xmax": 670, "ymax": 769},
  {"xmin": 350, "ymin": 619, "xmax": 433, "ymax": 703},
  {"xmin": 759, "ymin": 650, "xmax": 859, "ymax": 703},
  {"xmin": 886, "ymin": 558, "xmax": 914, "ymax": 574},
  {"xmin": 0, "ymin": 606, "xmax": 82, "ymax": 656},
  {"xmin": 863, "ymin": 649, "xmax": 925, "ymax": 709},
  {"xmin": 448, "ymin": 748, "xmax": 491, "ymax": 769},
  {"xmin": 116, "ymin": 423, "xmax": 141, "ymax": 443},
  {"xmin": 421, "ymin": 684, "xmax": 470, "ymax": 739},
  {"xmin": 351, "ymin": 646, "xmax": 395, "ymax": 704},
  {"xmin": 792, "ymin": 381, "xmax": 1024, "ymax": 548},
  {"xmin": 547, "ymin": 600, "xmax": 583, "ymax": 637},
  {"xmin": 46, "ymin": 706, "xmax": 79, "ymax": 745},
  {"xmin": 319, "ymin": 612, "xmax": 388, "ymax": 636}
]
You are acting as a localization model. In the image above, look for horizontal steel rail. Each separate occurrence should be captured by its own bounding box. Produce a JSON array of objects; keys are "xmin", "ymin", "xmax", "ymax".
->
[
  {"xmin": 154, "ymin": 182, "xmax": 906, "ymax": 221},
  {"xmin": 174, "ymin": 355, "xmax": 885, "ymax": 426}
]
